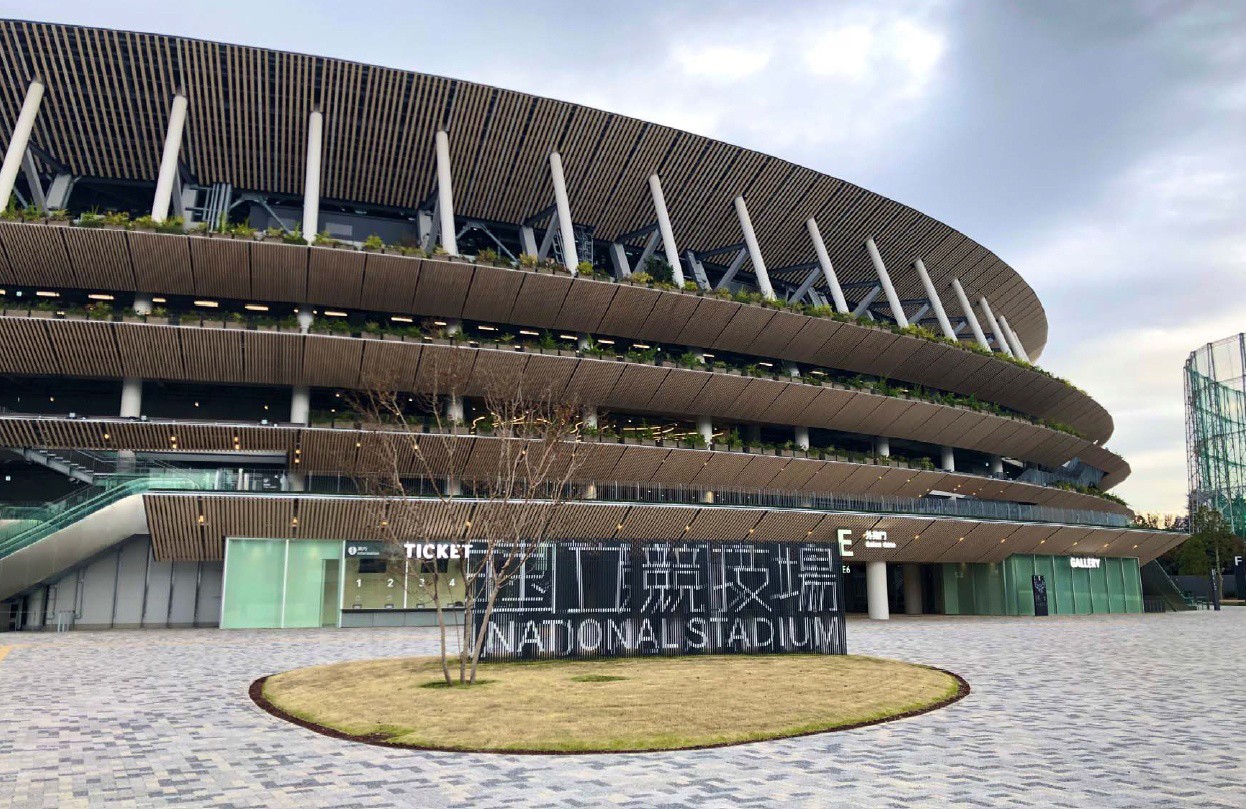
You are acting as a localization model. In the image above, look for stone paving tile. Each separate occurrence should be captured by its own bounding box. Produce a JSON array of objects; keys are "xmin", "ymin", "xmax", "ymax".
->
[{"xmin": 1, "ymin": 611, "xmax": 1243, "ymax": 807}]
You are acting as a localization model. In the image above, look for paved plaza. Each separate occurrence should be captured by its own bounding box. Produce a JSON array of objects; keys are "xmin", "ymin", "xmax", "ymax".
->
[{"xmin": 1, "ymin": 610, "xmax": 1243, "ymax": 808}]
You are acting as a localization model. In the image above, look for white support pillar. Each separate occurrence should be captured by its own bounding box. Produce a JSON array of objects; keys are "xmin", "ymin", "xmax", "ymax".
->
[
  {"xmin": 866, "ymin": 561, "xmax": 890, "ymax": 620},
  {"xmin": 806, "ymin": 217, "xmax": 849, "ymax": 313},
  {"xmin": 520, "ymin": 225, "xmax": 539, "ymax": 258},
  {"xmin": 152, "ymin": 93, "xmax": 188, "ymax": 223},
  {"xmin": 913, "ymin": 259, "xmax": 955, "ymax": 339},
  {"xmin": 875, "ymin": 436, "xmax": 890, "ymax": 458},
  {"xmin": 548, "ymin": 152, "xmax": 579, "ymax": 271},
  {"xmin": 120, "ymin": 378, "xmax": 143, "ymax": 418},
  {"xmin": 903, "ymin": 563, "xmax": 923, "ymax": 616},
  {"xmin": 302, "ymin": 109, "xmax": 324, "ymax": 244},
  {"xmin": 297, "ymin": 310, "xmax": 314, "ymax": 334},
  {"xmin": 998, "ymin": 316, "xmax": 1030, "ymax": 362},
  {"xmin": 696, "ymin": 415, "xmax": 714, "ymax": 446},
  {"xmin": 290, "ymin": 386, "xmax": 310, "ymax": 425},
  {"xmin": 0, "ymin": 79, "xmax": 45, "ymax": 211},
  {"xmin": 434, "ymin": 130, "xmax": 458, "ymax": 256},
  {"xmin": 990, "ymin": 455, "xmax": 1004, "ymax": 477},
  {"xmin": 941, "ymin": 445, "xmax": 955, "ymax": 472},
  {"xmin": 582, "ymin": 404, "xmax": 598, "ymax": 430},
  {"xmin": 951, "ymin": 278, "xmax": 991, "ymax": 351},
  {"xmin": 608, "ymin": 242, "xmax": 631, "ymax": 278},
  {"xmin": 733, "ymin": 196, "xmax": 776, "ymax": 300},
  {"xmin": 133, "ymin": 295, "xmax": 153, "ymax": 316},
  {"xmin": 864, "ymin": 238, "xmax": 908, "ymax": 328},
  {"xmin": 21, "ymin": 149, "xmax": 45, "ymax": 210},
  {"xmin": 445, "ymin": 394, "xmax": 465, "ymax": 425},
  {"xmin": 795, "ymin": 426, "xmax": 810, "ymax": 451},
  {"xmin": 648, "ymin": 174, "xmax": 685, "ymax": 287},
  {"xmin": 977, "ymin": 296, "xmax": 1013, "ymax": 356}
]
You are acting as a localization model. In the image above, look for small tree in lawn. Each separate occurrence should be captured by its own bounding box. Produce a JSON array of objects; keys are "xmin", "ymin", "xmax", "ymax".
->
[{"xmin": 350, "ymin": 360, "xmax": 584, "ymax": 685}]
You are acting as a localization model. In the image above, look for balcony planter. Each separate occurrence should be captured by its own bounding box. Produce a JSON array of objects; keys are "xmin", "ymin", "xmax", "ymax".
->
[
  {"xmin": 203, "ymin": 319, "xmax": 226, "ymax": 329},
  {"xmin": 28, "ymin": 309, "xmax": 54, "ymax": 319},
  {"xmin": 146, "ymin": 316, "xmax": 169, "ymax": 326}
]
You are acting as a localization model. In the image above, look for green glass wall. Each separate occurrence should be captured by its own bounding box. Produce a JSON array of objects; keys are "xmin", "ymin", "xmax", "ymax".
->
[
  {"xmin": 221, "ymin": 538, "xmax": 341, "ymax": 628},
  {"xmin": 941, "ymin": 555, "xmax": 1143, "ymax": 616}
]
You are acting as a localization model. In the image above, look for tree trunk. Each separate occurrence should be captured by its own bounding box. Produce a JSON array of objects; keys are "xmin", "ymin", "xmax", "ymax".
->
[
  {"xmin": 430, "ymin": 569, "xmax": 451, "ymax": 684},
  {"xmin": 468, "ymin": 586, "xmax": 503, "ymax": 684}
]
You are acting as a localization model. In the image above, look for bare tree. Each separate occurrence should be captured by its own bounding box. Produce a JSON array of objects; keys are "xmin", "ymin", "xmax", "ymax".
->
[{"xmin": 347, "ymin": 357, "xmax": 584, "ymax": 685}]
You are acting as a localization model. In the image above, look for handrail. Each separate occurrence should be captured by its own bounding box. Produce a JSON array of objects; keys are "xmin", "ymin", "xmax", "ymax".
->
[{"xmin": 0, "ymin": 471, "xmax": 213, "ymax": 560}]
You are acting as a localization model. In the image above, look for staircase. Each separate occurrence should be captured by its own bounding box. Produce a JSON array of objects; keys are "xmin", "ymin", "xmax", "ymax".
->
[
  {"xmin": 1140, "ymin": 560, "xmax": 1197, "ymax": 612},
  {"xmin": 8, "ymin": 447, "xmax": 97, "ymax": 484}
]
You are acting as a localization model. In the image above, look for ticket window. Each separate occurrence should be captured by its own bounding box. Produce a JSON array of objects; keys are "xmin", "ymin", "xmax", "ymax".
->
[
  {"xmin": 405, "ymin": 558, "xmax": 468, "ymax": 609},
  {"xmin": 343, "ymin": 557, "xmax": 401, "ymax": 610}
]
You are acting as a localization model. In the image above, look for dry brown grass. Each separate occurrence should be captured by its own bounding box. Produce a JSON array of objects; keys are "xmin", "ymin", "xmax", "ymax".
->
[{"xmin": 262, "ymin": 654, "xmax": 961, "ymax": 752}]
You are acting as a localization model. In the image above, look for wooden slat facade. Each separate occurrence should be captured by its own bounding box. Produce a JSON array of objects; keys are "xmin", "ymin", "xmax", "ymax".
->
[{"xmin": 0, "ymin": 20, "xmax": 1049, "ymax": 352}]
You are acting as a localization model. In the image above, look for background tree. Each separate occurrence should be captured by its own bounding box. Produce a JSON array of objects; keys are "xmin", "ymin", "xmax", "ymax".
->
[
  {"xmin": 350, "ymin": 361, "xmax": 584, "ymax": 685},
  {"xmin": 1161, "ymin": 507, "xmax": 1243, "ymax": 593}
]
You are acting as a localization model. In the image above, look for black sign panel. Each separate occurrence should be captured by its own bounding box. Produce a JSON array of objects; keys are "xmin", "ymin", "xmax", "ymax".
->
[
  {"xmin": 1032, "ymin": 574, "xmax": 1049, "ymax": 616},
  {"xmin": 473, "ymin": 541, "xmax": 846, "ymax": 659}
]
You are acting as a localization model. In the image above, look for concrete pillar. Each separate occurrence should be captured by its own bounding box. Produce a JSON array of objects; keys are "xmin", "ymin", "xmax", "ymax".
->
[
  {"xmin": 434, "ymin": 130, "xmax": 458, "ymax": 256},
  {"xmin": 864, "ymin": 238, "xmax": 908, "ymax": 328},
  {"xmin": 582, "ymin": 404, "xmax": 598, "ymax": 430},
  {"xmin": 608, "ymin": 242, "xmax": 630, "ymax": 278},
  {"xmin": 520, "ymin": 226, "xmax": 539, "ymax": 258},
  {"xmin": 120, "ymin": 378, "xmax": 143, "ymax": 418},
  {"xmin": 0, "ymin": 79, "xmax": 44, "ymax": 211},
  {"xmin": 696, "ymin": 415, "xmax": 714, "ymax": 446},
  {"xmin": 445, "ymin": 394, "xmax": 465, "ymax": 425},
  {"xmin": 903, "ymin": 563, "xmax": 923, "ymax": 616},
  {"xmin": 297, "ymin": 309, "xmax": 314, "ymax": 334},
  {"xmin": 998, "ymin": 315, "xmax": 1030, "ymax": 362},
  {"xmin": 990, "ymin": 455, "xmax": 1004, "ymax": 477},
  {"xmin": 548, "ymin": 152, "xmax": 579, "ymax": 271},
  {"xmin": 290, "ymin": 386, "xmax": 310, "ymax": 425},
  {"xmin": 302, "ymin": 109, "xmax": 324, "ymax": 244},
  {"xmin": 805, "ymin": 217, "xmax": 849, "ymax": 313},
  {"xmin": 133, "ymin": 295, "xmax": 153, "ymax": 316},
  {"xmin": 795, "ymin": 425, "xmax": 810, "ymax": 451},
  {"xmin": 648, "ymin": 174, "xmax": 685, "ymax": 287},
  {"xmin": 913, "ymin": 259, "xmax": 955, "ymax": 339},
  {"xmin": 866, "ymin": 561, "xmax": 890, "ymax": 620},
  {"xmin": 978, "ymin": 296, "xmax": 1013, "ymax": 356},
  {"xmin": 951, "ymin": 279, "xmax": 991, "ymax": 351},
  {"xmin": 152, "ymin": 93, "xmax": 188, "ymax": 223},
  {"xmin": 875, "ymin": 436, "xmax": 890, "ymax": 458},
  {"xmin": 941, "ymin": 445, "xmax": 955, "ymax": 472},
  {"xmin": 733, "ymin": 196, "xmax": 776, "ymax": 300}
]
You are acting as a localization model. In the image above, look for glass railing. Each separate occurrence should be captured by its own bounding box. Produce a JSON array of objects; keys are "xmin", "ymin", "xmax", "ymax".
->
[{"xmin": 0, "ymin": 471, "xmax": 216, "ymax": 560}]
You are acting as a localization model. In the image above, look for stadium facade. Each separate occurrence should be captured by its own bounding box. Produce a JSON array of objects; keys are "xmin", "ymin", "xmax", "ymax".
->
[
  {"xmin": 1186, "ymin": 334, "xmax": 1246, "ymax": 533},
  {"xmin": 0, "ymin": 20, "xmax": 1182, "ymax": 632}
]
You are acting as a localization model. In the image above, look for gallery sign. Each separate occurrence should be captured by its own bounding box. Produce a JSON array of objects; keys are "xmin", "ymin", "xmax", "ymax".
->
[
  {"xmin": 1069, "ymin": 557, "xmax": 1102, "ymax": 569},
  {"xmin": 473, "ymin": 540, "xmax": 846, "ymax": 660}
]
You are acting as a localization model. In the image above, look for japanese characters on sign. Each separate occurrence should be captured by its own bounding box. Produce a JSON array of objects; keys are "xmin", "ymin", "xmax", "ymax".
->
[{"xmin": 474, "ymin": 541, "xmax": 846, "ymax": 659}]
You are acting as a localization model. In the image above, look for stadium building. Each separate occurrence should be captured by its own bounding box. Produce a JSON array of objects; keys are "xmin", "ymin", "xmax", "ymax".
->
[{"xmin": 0, "ymin": 20, "xmax": 1183, "ymax": 632}]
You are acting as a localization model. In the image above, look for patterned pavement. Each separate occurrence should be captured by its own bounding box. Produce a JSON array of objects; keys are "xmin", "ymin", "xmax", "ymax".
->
[{"xmin": 1, "ymin": 610, "xmax": 1243, "ymax": 808}]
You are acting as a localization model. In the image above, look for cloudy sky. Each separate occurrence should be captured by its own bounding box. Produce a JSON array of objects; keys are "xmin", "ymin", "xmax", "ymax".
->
[{"xmin": 5, "ymin": 0, "xmax": 1242, "ymax": 513}]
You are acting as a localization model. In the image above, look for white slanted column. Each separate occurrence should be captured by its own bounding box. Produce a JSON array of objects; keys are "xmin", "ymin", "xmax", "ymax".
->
[
  {"xmin": 697, "ymin": 415, "xmax": 715, "ymax": 504},
  {"xmin": 864, "ymin": 238, "xmax": 908, "ymax": 328},
  {"xmin": 733, "ymin": 195, "xmax": 776, "ymax": 300},
  {"xmin": 977, "ymin": 296, "xmax": 1013, "ymax": 356},
  {"xmin": 806, "ymin": 217, "xmax": 849, "ymax": 313},
  {"xmin": 998, "ymin": 316, "xmax": 1031, "ymax": 362},
  {"xmin": 874, "ymin": 436, "xmax": 890, "ymax": 458},
  {"xmin": 951, "ymin": 278, "xmax": 991, "ymax": 351},
  {"xmin": 434, "ymin": 130, "xmax": 458, "ymax": 256},
  {"xmin": 302, "ymin": 108, "xmax": 324, "ymax": 244},
  {"xmin": 941, "ymin": 445, "xmax": 955, "ymax": 472},
  {"xmin": 151, "ymin": 92, "xmax": 188, "ymax": 223},
  {"xmin": 913, "ymin": 259, "xmax": 955, "ymax": 339},
  {"xmin": 0, "ymin": 79, "xmax": 45, "ymax": 210},
  {"xmin": 794, "ymin": 425, "xmax": 810, "ymax": 451},
  {"xmin": 648, "ymin": 174, "xmax": 685, "ymax": 287},
  {"xmin": 866, "ymin": 561, "xmax": 890, "ymax": 620},
  {"xmin": 548, "ymin": 152, "xmax": 579, "ymax": 272},
  {"xmin": 903, "ymin": 563, "xmax": 923, "ymax": 616}
]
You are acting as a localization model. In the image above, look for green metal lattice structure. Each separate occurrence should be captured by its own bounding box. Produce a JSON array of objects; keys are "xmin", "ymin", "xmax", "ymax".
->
[{"xmin": 1186, "ymin": 333, "xmax": 1246, "ymax": 535}]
